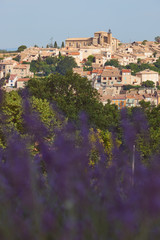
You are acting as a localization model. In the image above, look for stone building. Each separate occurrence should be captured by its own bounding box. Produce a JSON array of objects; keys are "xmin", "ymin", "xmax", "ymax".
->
[{"xmin": 65, "ymin": 30, "xmax": 120, "ymax": 52}]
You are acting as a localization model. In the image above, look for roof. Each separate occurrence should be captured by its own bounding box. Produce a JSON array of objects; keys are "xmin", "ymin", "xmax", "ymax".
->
[
  {"xmin": 0, "ymin": 60, "xmax": 17, "ymax": 65},
  {"xmin": 92, "ymin": 69, "xmax": 103, "ymax": 74},
  {"xmin": 17, "ymin": 78, "xmax": 30, "ymax": 82},
  {"xmin": 105, "ymin": 66, "xmax": 115, "ymax": 70},
  {"xmin": 14, "ymin": 64, "xmax": 28, "ymax": 69},
  {"xmin": 112, "ymin": 94, "xmax": 126, "ymax": 100},
  {"xmin": 94, "ymin": 31, "xmax": 107, "ymax": 34},
  {"xmin": 66, "ymin": 38, "xmax": 92, "ymax": 41},
  {"xmin": 102, "ymin": 69, "xmax": 121, "ymax": 77},
  {"xmin": 68, "ymin": 52, "xmax": 80, "ymax": 56},
  {"xmin": 9, "ymin": 74, "xmax": 17, "ymax": 80},
  {"xmin": 122, "ymin": 69, "xmax": 131, "ymax": 73},
  {"xmin": 136, "ymin": 69, "xmax": 158, "ymax": 75}
]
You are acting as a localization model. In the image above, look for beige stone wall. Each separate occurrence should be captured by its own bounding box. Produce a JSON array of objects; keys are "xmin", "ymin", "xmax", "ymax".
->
[
  {"xmin": 65, "ymin": 38, "xmax": 93, "ymax": 48},
  {"xmin": 122, "ymin": 72, "xmax": 131, "ymax": 85},
  {"xmin": 0, "ymin": 64, "xmax": 14, "ymax": 77},
  {"xmin": 12, "ymin": 65, "xmax": 33, "ymax": 78},
  {"xmin": 136, "ymin": 72, "xmax": 159, "ymax": 85},
  {"xmin": 16, "ymin": 81, "xmax": 25, "ymax": 88},
  {"xmin": 65, "ymin": 31, "xmax": 120, "ymax": 52}
]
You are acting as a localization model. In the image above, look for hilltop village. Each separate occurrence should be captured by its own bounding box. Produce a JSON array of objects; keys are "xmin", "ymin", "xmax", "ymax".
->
[{"xmin": 0, "ymin": 30, "xmax": 160, "ymax": 108}]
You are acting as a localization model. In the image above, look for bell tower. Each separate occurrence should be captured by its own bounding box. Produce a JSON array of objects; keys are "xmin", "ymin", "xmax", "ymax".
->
[{"xmin": 108, "ymin": 29, "xmax": 112, "ymax": 45}]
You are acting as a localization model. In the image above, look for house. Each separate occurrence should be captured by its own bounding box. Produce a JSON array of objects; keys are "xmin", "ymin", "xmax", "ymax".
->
[
  {"xmin": 0, "ymin": 60, "xmax": 17, "ymax": 78},
  {"xmin": 16, "ymin": 78, "xmax": 30, "ymax": 88},
  {"xmin": 6, "ymin": 74, "xmax": 18, "ymax": 88},
  {"xmin": 136, "ymin": 69, "xmax": 159, "ymax": 85},
  {"xmin": 13, "ymin": 64, "xmax": 33, "ymax": 78}
]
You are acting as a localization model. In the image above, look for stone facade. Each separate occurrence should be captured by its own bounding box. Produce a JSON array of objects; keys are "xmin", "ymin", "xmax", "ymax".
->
[{"xmin": 65, "ymin": 30, "xmax": 120, "ymax": 52}]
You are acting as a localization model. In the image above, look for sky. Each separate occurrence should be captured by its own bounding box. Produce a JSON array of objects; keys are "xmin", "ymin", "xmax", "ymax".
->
[{"xmin": 0, "ymin": 0, "xmax": 160, "ymax": 49}]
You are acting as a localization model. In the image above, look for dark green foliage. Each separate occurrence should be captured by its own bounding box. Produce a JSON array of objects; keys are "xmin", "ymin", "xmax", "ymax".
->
[
  {"xmin": 153, "ymin": 51, "xmax": 157, "ymax": 58},
  {"xmin": 30, "ymin": 56, "xmax": 77, "ymax": 76},
  {"xmin": 54, "ymin": 41, "xmax": 58, "ymax": 48},
  {"xmin": 142, "ymin": 40, "xmax": 147, "ymax": 45},
  {"xmin": 155, "ymin": 36, "xmax": 160, "ymax": 43},
  {"xmin": 141, "ymin": 80, "xmax": 155, "ymax": 88},
  {"xmin": 124, "ymin": 60, "xmax": 160, "ymax": 75},
  {"xmin": 17, "ymin": 45, "xmax": 27, "ymax": 52},
  {"xmin": 105, "ymin": 59, "xmax": 120, "ymax": 68},
  {"xmin": 123, "ymin": 85, "xmax": 141, "ymax": 91},
  {"xmin": 87, "ymin": 55, "xmax": 95, "ymax": 63},
  {"xmin": 61, "ymin": 42, "xmax": 65, "ymax": 48},
  {"xmin": 154, "ymin": 57, "xmax": 160, "ymax": 69},
  {"xmin": 13, "ymin": 55, "xmax": 21, "ymax": 62},
  {"xmin": 55, "ymin": 56, "xmax": 77, "ymax": 75},
  {"xmin": 26, "ymin": 72, "xmax": 120, "ymax": 131}
]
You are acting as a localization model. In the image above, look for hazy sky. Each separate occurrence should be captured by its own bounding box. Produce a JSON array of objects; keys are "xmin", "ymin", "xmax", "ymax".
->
[{"xmin": 1, "ymin": 0, "xmax": 160, "ymax": 49}]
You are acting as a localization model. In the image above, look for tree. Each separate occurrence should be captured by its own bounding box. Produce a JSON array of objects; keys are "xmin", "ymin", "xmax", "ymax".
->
[
  {"xmin": 58, "ymin": 51, "xmax": 62, "ymax": 58},
  {"xmin": 153, "ymin": 51, "xmax": 157, "ymax": 58},
  {"xmin": 154, "ymin": 57, "xmax": 160, "ymax": 69},
  {"xmin": 137, "ymin": 58, "xmax": 141, "ymax": 64},
  {"xmin": 139, "ymin": 100, "xmax": 151, "ymax": 110},
  {"xmin": 105, "ymin": 59, "xmax": 120, "ymax": 68},
  {"xmin": 30, "ymin": 96, "xmax": 60, "ymax": 130},
  {"xmin": 54, "ymin": 41, "xmax": 58, "ymax": 48},
  {"xmin": 155, "ymin": 36, "xmax": 160, "ymax": 43},
  {"xmin": 17, "ymin": 45, "xmax": 27, "ymax": 52},
  {"xmin": 61, "ymin": 42, "xmax": 65, "ymax": 48},
  {"xmin": 27, "ymin": 72, "xmax": 99, "ymax": 119},
  {"xmin": 56, "ymin": 56, "xmax": 77, "ymax": 75},
  {"xmin": 141, "ymin": 80, "xmax": 155, "ymax": 88},
  {"xmin": 26, "ymin": 72, "xmax": 120, "ymax": 131},
  {"xmin": 2, "ymin": 91, "xmax": 23, "ymax": 132},
  {"xmin": 5, "ymin": 73, "xmax": 10, "ymax": 80},
  {"xmin": 87, "ymin": 55, "xmax": 95, "ymax": 63},
  {"xmin": 45, "ymin": 56, "xmax": 57, "ymax": 65},
  {"xmin": 142, "ymin": 40, "xmax": 147, "ymax": 45},
  {"xmin": 13, "ymin": 55, "xmax": 21, "ymax": 62}
]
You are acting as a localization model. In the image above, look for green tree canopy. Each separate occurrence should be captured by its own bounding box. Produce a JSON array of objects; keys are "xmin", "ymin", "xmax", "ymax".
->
[
  {"xmin": 55, "ymin": 56, "xmax": 77, "ymax": 75},
  {"xmin": 54, "ymin": 41, "xmax": 58, "ymax": 48},
  {"xmin": 155, "ymin": 36, "xmax": 160, "ymax": 43},
  {"xmin": 87, "ymin": 55, "xmax": 95, "ymax": 63},
  {"xmin": 105, "ymin": 59, "xmax": 120, "ymax": 68},
  {"xmin": 13, "ymin": 55, "xmax": 21, "ymax": 62},
  {"xmin": 61, "ymin": 42, "xmax": 65, "ymax": 48},
  {"xmin": 141, "ymin": 80, "xmax": 155, "ymax": 88},
  {"xmin": 17, "ymin": 45, "xmax": 27, "ymax": 52},
  {"xmin": 26, "ymin": 72, "xmax": 120, "ymax": 131},
  {"xmin": 142, "ymin": 40, "xmax": 147, "ymax": 45}
]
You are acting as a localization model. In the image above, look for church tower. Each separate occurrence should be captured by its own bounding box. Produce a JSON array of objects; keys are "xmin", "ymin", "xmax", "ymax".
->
[{"xmin": 108, "ymin": 29, "xmax": 112, "ymax": 45}]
